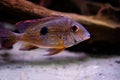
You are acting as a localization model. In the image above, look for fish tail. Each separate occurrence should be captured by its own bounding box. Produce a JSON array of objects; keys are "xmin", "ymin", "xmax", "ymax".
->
[{"xmin": 0, "ymin": 27, "xmax": 16, "ymax": 49}]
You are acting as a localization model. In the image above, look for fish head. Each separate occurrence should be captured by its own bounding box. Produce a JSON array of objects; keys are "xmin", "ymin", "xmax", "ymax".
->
[{"xmin": 62, "ymin": 17, "xmax": 90, "ymax": 47}]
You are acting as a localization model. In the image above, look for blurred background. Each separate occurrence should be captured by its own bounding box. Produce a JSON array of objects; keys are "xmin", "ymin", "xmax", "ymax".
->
[{"xmin": 0, "ymin": 0, "xmax": 120, "ymax": 80}]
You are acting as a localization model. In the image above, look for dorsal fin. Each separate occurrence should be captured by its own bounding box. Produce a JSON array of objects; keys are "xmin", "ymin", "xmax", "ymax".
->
[{"xmin": 15, "ymin": 16, "xmax": 63, "ymax": 33}]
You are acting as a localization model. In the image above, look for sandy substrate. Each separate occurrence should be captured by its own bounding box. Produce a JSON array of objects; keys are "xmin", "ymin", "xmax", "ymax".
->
[{"xmin": 0, "ymin": 42, "xmax": 120, "ymax": 80}]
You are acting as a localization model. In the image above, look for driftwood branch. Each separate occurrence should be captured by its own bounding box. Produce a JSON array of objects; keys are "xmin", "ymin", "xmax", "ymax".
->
[
  {"xmin": 0, "ymin": 0, "xmax": 120, "ymax": 43},
  {"xmin": 0, "ymin": 0, "xmax": 119, "ymax": 28}
]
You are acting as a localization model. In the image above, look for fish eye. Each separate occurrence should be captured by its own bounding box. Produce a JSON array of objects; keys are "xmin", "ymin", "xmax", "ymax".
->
[
  {"xmin": 40, "ymin": 27, "xmax": 48, "ymax": 35},
  {"xmin": 71, "ymin": 25, "xmax": 79, "ymax": 32}
]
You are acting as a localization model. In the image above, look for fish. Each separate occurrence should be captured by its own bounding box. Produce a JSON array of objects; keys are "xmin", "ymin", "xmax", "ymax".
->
[{"xmin": 0, "ymin": 16, "xmax": 90, "ymax": 55}]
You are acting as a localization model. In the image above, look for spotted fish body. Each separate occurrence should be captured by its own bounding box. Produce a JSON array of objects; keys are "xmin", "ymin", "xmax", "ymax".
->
[{"xmin": 0, "ymin": 16, "xmax": 90, "ymax": 55}]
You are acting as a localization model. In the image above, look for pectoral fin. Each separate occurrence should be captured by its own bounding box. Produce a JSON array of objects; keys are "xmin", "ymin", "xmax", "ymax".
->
[
  {"xmin": 45, "ymin": 48, "xmax": 65, "ymax": 56},
  {"xmin": 19, "ymin": 43, "xmax": 38, "ymax": 50}
]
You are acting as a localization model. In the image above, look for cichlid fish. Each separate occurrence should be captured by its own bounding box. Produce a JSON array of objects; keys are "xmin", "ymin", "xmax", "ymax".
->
[{"xmin": 0, "ymin": 16, "xmax": 90, "ymax": 55}]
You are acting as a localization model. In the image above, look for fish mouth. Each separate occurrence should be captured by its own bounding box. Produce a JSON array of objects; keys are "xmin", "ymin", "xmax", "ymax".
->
[{"xmin": 83, "ymin": 33, "xmax": 90, "ymax": 40}]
